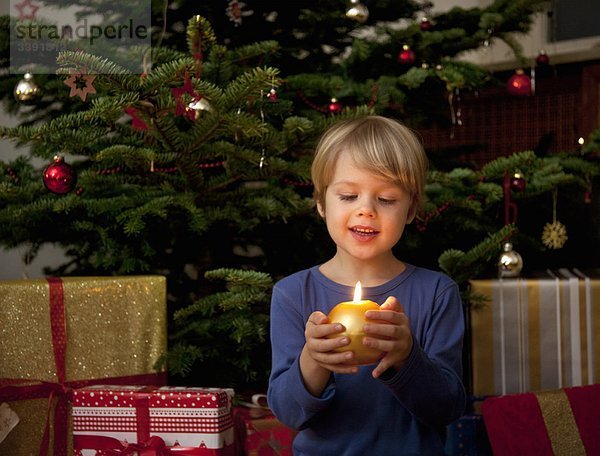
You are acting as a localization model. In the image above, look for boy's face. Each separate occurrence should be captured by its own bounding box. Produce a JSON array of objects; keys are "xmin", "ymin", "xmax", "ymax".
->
[{"xmin": 317, "ymin": 152, "xmax": 416, "ymax": 263}]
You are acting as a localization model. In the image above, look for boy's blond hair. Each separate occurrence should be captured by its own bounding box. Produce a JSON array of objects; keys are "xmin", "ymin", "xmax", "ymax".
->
[{"xmin": 311, "ymin": 116, "xmax": 428, "ymax": 211}]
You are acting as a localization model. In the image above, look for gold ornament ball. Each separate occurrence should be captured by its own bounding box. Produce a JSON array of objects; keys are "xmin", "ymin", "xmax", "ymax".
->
[
  {"xmin": 14, "ymin": 73, "xmax": 42, "ymax": 103},
  {"xmin": 498, "ymin": 241, "xmax": 523, "ymax": 278},
  {"xmin": 327, "ymin": 300, "xmax": 384, "ymax": 365},
  {"xmin": 345, "ymin": 0, "xmax": 369, "ymax": 23}
]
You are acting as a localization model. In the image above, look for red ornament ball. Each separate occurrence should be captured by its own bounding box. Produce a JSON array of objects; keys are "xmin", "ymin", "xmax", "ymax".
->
[
  {"xmin": 397, "ymin": 45, "xmax": 415, "ymax": 64},
  {"xmin": 43, "ymin": 156, "xmax": 77, "ymax": 194},
  {"xmin": 420, "ymin": 17, "xmax": 433, "ymax": 31},
  {"xmin": 536, "ymin": 50, "xmax": 549, "ymax": 66},
  {"xmin": 266, "ymin": 88, "xmax": 278, "ymax": 102},
  {"xmin": 510, "ymin": 172, "xmax": 526, "ymax": 192},
  {"xmin": 507, "ymin": 69, "xmax": 531, "ymax": 96},
  {"xmin": 328, "ymin": 98, "xmax": 343, "ymax": 114}
]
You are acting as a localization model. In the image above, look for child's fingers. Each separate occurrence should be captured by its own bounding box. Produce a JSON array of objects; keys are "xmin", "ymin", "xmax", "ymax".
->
[
  {"xmin": 307, "ymin": 311, "xmax": 329, "ymax": 325},
  {"xmin": 305, "ymin": 311, "xmax": 343, "ymax": 338},
  {"xmin": 369, "ymin": 335, "xmax": 414, "ymax": 379},
  {"xmin": 314, "ymin": 349, "xmax": 357, "ymax": 367},
  {"xmin": 309, "ymin": 333, "xmax": 351, "ymax": 353},
  {"xmin": 379, "ymin": 296, "xmax": 405, "ymax": 312},
  {"xmin": 363, "ymin": 311, "xmax": 409, "ymax": 337},
  {"xmin": 306, "ymin": 321, "xmax": 347, "ymax": 341},
  {"xmin": 322, "ymin": 361, "xmax": 360, "ymax": 374},
  {"xmin": 371, "ymin": 359, "xmax": 393, "ymax": 379},
  {"xmin": 303, "ymin": 312, "xmax": 363, "ymax": 374},
  {"xmin": 308, "ymin": 343, "xmax": 360, "ymax": 374},
  {"xmin": 363, "ymin": 325, "xmax": 411, "ymax": 352}
]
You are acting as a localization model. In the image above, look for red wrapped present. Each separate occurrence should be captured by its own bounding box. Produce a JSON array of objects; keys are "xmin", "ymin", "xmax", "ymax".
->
[
  {"xmin": 481, "ymin": 384, "xmax": 600, "ymax": 455},
  {"xmin": 233, "ymin": 395, "xmax": 296, "ymax": 456},
  {"xmin": 72, "ymin": 385, "xmax": 236, "ymax": 455}
]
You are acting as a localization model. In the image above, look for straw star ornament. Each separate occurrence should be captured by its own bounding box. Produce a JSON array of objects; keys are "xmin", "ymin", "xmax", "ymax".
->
[{"xmin": 64, "ymin": 68, "xmax": 97, "ymax": 101}]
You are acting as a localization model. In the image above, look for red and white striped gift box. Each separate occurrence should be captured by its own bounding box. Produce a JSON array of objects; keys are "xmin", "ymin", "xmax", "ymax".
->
[{"xmin": 72, "ymin": 385, "xmax": 235, "ymax": 454}]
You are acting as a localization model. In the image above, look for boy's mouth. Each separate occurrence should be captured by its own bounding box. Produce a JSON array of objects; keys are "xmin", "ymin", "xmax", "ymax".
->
[{"xmin": 350, "ymin": 226, "xmax": 379, "ymax": 237}]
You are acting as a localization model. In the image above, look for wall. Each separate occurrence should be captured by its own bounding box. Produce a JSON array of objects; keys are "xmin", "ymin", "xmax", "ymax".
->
[
  {"xmin": 419, "ymin": 64, "xmax": 600, "ymax": 167},
  {"xmin": 0, "ymin": 104, "xmax": 68, "ymax": 280},
  {"xmin": 0, "ymin": 0, "xmax": 69, "ymax": 279}
]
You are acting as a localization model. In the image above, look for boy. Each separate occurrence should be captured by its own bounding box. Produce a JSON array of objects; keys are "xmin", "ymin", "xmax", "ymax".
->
[{"xmin": 267, "ymin": 116, "xmax": 466, "ymax": 455}]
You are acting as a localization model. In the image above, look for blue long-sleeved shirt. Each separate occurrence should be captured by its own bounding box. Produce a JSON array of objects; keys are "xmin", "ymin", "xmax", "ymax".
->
[{"xmin": 267, "ymin": 264, "xmax": 466, "ymax": 456}]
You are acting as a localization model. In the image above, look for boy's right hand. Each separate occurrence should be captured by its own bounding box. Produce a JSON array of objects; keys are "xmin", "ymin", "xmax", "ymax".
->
[{"xmin": 303, "ymin": 311, "xmax": 359, "ymax": 374}]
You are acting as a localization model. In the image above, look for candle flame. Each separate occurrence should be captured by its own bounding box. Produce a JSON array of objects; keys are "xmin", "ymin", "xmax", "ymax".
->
[{"xmin": 353, "ymin": 281, "xmax": 362, "ymax": 302}]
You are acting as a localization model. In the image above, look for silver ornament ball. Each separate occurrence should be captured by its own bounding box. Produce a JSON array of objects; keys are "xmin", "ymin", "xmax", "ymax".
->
[
  {"xmin": 346, "ymin": 0, "xmax": 369, "ymax": 23},
  {"xmin": 498, "ymin": 242, "xmax": 523, "ymax": 278},
  {"xmin": 14, "ymin": 73, "xmax": 42, "ymax": 103},
  {"xmin": 188, "ymin": 97, "xmax": 212, "ymax": 119}
]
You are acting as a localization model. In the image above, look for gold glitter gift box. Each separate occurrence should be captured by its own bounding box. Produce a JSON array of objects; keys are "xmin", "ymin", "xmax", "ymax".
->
[{"xmin": 0, "ymin": 276, "xmax": 168, "ymax": 455}]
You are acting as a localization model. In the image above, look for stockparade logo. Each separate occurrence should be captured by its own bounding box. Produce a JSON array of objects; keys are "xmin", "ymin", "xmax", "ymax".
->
[{"xmin": 10, "ymin": 0, "xmax": 151, "ymax": 74}]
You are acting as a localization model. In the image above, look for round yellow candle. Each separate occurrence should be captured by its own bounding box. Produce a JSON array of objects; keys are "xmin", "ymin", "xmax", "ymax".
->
[{"xmin": 327, "ymin": 282, "xmax": 385, "ymax": 365}]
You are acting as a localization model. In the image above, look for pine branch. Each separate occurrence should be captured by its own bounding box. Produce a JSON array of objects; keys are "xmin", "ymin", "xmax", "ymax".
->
[
  {"xmin": 222, "ymin": 67, "xmax": 279, "ymax": 109},
  {"xmin": 438, "ymin": 224, "xmax": 518, "ymax": 285},
  {"xmin": 186, "ymin": 15, "xmax": 218, "ymax": 59},
  {"xmin": 205, "ymin": 268, "xmax": 273, "ymax": 292},
  {"xmin": 480, "ymin": 150, "xmax": 536, "ymax": 179},
  {"xmin": 140, "ymin": 58, "xmax": 196, "ymax": 93},
  {"xmin": 56, "ymin": 51, "xmax": 139, "ymax": 91}
]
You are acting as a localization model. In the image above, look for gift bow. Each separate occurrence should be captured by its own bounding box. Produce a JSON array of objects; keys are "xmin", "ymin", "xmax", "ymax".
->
[
  {"xmin": 0, "ymin": 374, "xmax": 165, "ymax": 456},
  {"xmin": 237, "ymin": 393, "xmax": 271, "ymax": 418},
  {"xmin": 73, "ymin": 435, "xmax": 223, "ymax": 455}
]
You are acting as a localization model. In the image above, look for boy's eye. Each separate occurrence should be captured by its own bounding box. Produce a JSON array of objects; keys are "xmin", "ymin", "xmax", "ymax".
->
[
  {"xmin": 378, "ymin": 197, "xmax": 396, "ymax": 205},
  {"xmin": 339, "ymin": 194, "xmax": 357, "ymax": 201}
]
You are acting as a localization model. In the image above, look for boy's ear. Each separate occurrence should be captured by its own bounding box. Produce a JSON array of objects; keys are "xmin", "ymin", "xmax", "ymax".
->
[
  {"xmin": 316, "ymin": 201, "xmax": 325, "ymax": 218},
  {"xmin": 406, "ymin": 202, "xmax": 417, "ymax": 224}
]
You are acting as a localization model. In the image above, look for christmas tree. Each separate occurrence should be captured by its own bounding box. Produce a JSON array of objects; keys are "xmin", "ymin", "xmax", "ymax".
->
[{"xmin": 1, "ymin": 0, "xmax": 597, "ymax": 391}]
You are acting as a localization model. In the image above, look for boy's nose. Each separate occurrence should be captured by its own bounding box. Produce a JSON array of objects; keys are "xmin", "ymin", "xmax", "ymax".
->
[{"xmin": 357, "ymin": 203, "xmax": 375, "ymax": 217}]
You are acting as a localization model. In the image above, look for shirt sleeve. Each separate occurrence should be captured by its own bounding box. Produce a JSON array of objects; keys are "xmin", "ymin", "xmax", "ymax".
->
[
  {"xmin": 379, "ymin": 279, "xmax": 466, "ymax": 428},
  {"xmin": 267, "ymin": 281, "xmax": 336, "ymax": 430}
]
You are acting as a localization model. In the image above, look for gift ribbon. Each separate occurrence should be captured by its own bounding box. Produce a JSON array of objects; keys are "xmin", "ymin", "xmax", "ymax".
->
[
  {"xmin": 135, "ymin": 390, "xmax": 152, "ymax": 443},
  {"xmin": 73, "ymin": 435, "xmax": 229, "ymax": 455},
  {"xmin": 237, "ymin": 394, "xmax": 272, "ymax": 418},
  {"xmin": 48, "ymin": 277, "xmax": 67, "ymax": 383},
  {"xmin": 535, "ymin": 389, "xmax": 586, "ymax": 456},
  {"xmin": 46, "ymin": 276, "xmax": 68, "ymax": 455},
  {"xmin": 0, "ymin": 277, "xmax": 167, "ymax": 456}
]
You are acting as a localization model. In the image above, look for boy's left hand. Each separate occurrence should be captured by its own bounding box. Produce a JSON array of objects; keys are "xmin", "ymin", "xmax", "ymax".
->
[{"xmin": 362, "ymin": 296, "xmax": 413, "ymax": 379}]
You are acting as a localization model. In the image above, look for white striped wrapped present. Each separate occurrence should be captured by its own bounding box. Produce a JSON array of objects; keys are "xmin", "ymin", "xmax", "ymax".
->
[{"xmin": 470, "ymin": 269, "xmax": 600, "ymax": 395}]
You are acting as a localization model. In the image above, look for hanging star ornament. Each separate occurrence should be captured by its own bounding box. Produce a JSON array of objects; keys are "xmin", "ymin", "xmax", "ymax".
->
[
  {"xmin": 123, "ymin": 106, "xmax": 149, "ymax": 131},
  {"xmin": 225, "ymin": 1, "xmax": 254, "ymax": 26},
  {"xmin": 171, "ymin": 71, "xmax": 200, "ymax": 121},
  {"xmin": 541, "ymin": 189, "xmax": 568, "ymax": 249},
  {"xmin": 64, "ymin": 68, "xmax": 97, "ymax": 101},
  {"xmin": 14, "ymin": 0, "xmax": 39, "ymax": 20},
  {"xmin": 542, "ymin": 221, "xmax": 568, "ymax": 249}
]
